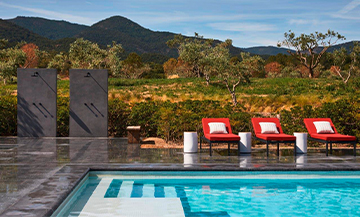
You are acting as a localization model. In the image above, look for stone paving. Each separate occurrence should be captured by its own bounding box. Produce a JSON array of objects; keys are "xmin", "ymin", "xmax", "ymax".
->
[{"xmin": 0, "ymin": 137, "xmax": 359, "ymax": 216}]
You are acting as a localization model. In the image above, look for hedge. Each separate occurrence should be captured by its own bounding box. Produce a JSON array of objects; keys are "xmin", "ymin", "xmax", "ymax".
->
[{"xmin": 1, "ymin": 96, "xmax": 359, "ymax": 142}]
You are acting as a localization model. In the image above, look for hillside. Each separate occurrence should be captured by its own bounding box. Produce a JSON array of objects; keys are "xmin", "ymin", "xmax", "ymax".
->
[
  {"xmin": 76, "ymin": 16, "xmax": 184, "ymax": 57},
  {"xmin": 0, "ymin": 19, "xmax": 54, "ymax": 49},
  {"xmin": 243, "ymin": 46, "xmax": 290, "ymax": 55},
  {"xmin": 8, "ymin": 16, "xmax": 89, "ymax": 40},
  {"xmin": 1, "ymin": 16, "xmax": 359, "ymax": 57}
]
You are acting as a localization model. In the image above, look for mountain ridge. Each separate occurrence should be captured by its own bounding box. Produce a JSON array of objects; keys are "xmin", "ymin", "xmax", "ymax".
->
[{"xmin": 2, "ymin": 16, "xmax": 359, "ymax": 58}]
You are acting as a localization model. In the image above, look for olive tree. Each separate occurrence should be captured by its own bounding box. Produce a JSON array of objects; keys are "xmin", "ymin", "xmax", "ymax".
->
[
  {"xmin": 278, "ymin": 30, "xmax": 345, "ymax": 78},
  {"xmin": 0, "ymin": 39, "xmax": 26, "ymax": 84},
  {"xmin": 209, "ymin": 40, "xmax": 263, "ymax": 105},
  {"xmin": 167, "ymin": 33, "xmax": 214, "ymax": 84},
  {"xmin": 47, "ymin": 52, "xmax": 71, "ymax": 76},
  {"xmin": 216, "ymin": 51, "xmax": 263, "ymax": 106},
  {"xmin": 69, "ymin": 38, "xmax": 107, "ymax": 69},
  {"xmin": 332, "ymin": 42, "xmax": 360, "ymax": 84}
]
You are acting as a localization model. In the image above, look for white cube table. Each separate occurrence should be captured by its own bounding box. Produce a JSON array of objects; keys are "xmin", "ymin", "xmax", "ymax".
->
[{"xmin": 183, "ymin": 132, "xmax": 198, "ymax": 153}]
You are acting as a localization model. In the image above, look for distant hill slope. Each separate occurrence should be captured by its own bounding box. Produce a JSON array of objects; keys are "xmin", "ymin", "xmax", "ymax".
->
[
  {"xmin": 1, "ymin": 16, "xmax": 358, "ymax": 58},
  {"xmin": 243, "ymin": 46, "xmax": 290, "ymax": 55},
  {"xmin": 76, "ymin": 16, "xmax": 184, "ymax": 57},
  {"xmin": 0, "ymin": 19, "xmax": 54, "ymax": 49},
  {"xmin": 326, "ymin": 41, "xmax": 360, "ymax": 52},
  {"xmin": 8, "ymin": 16, "xmax": 89, "ymax": 40},
  {"xmin": 0, "ymin": 19, "xmax": 76, "ymax": 51}
]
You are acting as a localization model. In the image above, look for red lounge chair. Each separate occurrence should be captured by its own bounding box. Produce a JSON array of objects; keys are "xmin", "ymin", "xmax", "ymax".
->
[
  {"xmin": 200, "ymin": 118, "xmax": 240, "ymax": 156},
  {"xmin": 252, "ymin": 118, "xmax": 296, "ymax": 157},
  {"xmin": 304, "ymin": 118, "xmax": 357, "ymax": 156}
]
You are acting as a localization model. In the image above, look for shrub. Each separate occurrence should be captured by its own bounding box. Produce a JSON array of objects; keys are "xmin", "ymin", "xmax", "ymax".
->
[
  {"xmin": 128, "ymin": 101, "xmax": 161, "ymax": 137},
  {"xmin": 280, "ymin": 99, "xmax": 360, "ymax": 138},
  {"xmin": 57, "ymin": 97, "xmax": 69, "ymax": 137},
  {"xmin": 0, "ymin": 96, "xmax": 17, "ymax": 136},
  {"xmin": 108, "ymin": 99, "xmax": 130, "ymax": 137}
]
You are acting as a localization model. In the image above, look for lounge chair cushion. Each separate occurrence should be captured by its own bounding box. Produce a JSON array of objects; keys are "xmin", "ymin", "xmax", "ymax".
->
[
  {"xmin": 259, "ymin": 122, "xmax": 279, "ymax": 134},
  {"xmin": 313, "ymin": 121, "xmax": 334, "ymax": 134},
  {"xmin": 256, "ymin": 133, "xmax": 296, "ymax": 141},
  {"xmin": 202, "ymin": 118, "xmax": 233, "ymax": 135},
  {"xmin": 310, "ymin": 133, "xmax": 356, "ymax": 142},
  {"xmin": 208, "ymin": 122, "xmax": 228, "ymax": 134},
  {"xmin": 304, "ymin": 118, "xmax": 339, "ymax": 134},
  {"xmin": 252, "ymin": 118, "xmax": 284, "ymax": 135},
  {"xmin": 204, "ymin": 133, "xmax": 240, "ymax": 141}
]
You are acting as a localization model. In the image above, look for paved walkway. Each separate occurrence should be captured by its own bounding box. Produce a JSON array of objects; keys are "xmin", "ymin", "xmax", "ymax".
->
[{"xmin": 0, "ymin": 137, "xmax": 359, "ymax": 216}]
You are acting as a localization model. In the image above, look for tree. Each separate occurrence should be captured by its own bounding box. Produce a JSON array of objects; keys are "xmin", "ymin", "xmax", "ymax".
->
[
  {"xmin": 211, "ymin": 45, "xmax": 259, "ymax": 105},
  {"xmin": 105, "ymin": 41, "xmax": 124, "ymax": 76},
  {"xmin": 0, "ymin": 40, "xmax": 26, "ymax": 84},
  {"xmin": 21, "ymin": 43, "xmax": 39, "ymax": 68},
  {"xmin": 202, "ymin": 39, "xmax": 232, "ymax": 85},
  {"xmin": 47, "ymin": 52, "xmax": 71, "ymax": 76},
  {"xmin": 36, "ymin": 50, "xmax": 51, "ymax": 68},
  {"xmin": 278, "ymin": 30, "xmax": 345, "ymax": 78},
  {"xmin": 69, "ymin": 38, "xmax": 107, "ymax": 69},
  {"xmin": 332, "ymin": 42, "xmax": 360, "ymax": 84},
  {"xmin": 265, "ymin": 62, "xmax": 282, "ymax": 77},
  {"xmin": 163, "ymin": 58, "xmax": 177, "ymax": 77},
  {"xmin": 121, "ymin": 52, "xmax": 150, "ymax": 78},
  {"xmin": 241, "ymin": 52, "xmax": 265, "ymax": 78},
  {"xmin": 167, "ymin": 33, "xmax": 213, "ymax": 82}
]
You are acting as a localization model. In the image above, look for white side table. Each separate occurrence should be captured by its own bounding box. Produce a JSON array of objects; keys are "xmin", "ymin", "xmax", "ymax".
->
[
  {"xmin": 294, "ymin": 132, "xmax": 307, "ymax": 154},
  {"xmin": 183, "ymin": 132, "xmax": 198, "ymax": 153},
  {"xmin": 238, "ymin": 132, "xmax": 252, "ymax": 153}
]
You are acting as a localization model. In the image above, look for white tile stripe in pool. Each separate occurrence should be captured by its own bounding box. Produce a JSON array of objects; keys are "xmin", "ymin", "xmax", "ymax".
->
[
  {"xmin": 79, "ymin": 178, "xmax": 185, "ymax": 217},
  {"xmin": 118, "ymin": 181, "xmax": 134, "ymax": 198},
  {"xmin": 142, "ymin": 184, "xmax": 155, "ymax": 198}
]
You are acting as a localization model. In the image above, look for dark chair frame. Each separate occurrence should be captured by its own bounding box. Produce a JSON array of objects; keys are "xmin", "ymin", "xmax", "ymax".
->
[
  {"xmin": 200, "ymin": 136, "xmax": 240, "ymax": 156},
  {"xmin": 308, "ymin": 137, "xmax": 357, "ymax": 156},
  {"xmin": 253, "ymin": 136, "xmax": 297, "ymax": 157}
]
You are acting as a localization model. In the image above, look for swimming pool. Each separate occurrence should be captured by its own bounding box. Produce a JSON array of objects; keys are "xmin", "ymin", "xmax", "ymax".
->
[{"xmin": 52, "ymin": 171, "xmax": 360, "ymax": 216}]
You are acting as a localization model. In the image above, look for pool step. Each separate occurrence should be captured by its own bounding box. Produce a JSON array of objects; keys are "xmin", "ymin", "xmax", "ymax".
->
[{"xmin": 79, "ymin": 178, "xmax": 185, "ymax": 217}]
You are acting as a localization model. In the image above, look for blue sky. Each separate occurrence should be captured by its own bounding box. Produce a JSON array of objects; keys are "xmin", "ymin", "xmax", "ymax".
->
[{"xmin": 0, "ymin": 0, "xmax": 359, "ymax": 47}]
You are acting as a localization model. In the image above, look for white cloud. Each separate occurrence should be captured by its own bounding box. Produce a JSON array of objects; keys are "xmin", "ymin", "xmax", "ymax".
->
[
  {"xmin": 121, "ymin": 11, "xmax": 248, "ymax": 26},
  {"xmin": 207, "ymin": 22, "xmax": 276, "ymax": 32},
  {"xmin": 0, "ymin": 2, "xmax": 94, "ymax": 25},
  {"xmin": 339, "ymin": 0, "xmax": 360, "ymax": 14},
  {"xmin": 288, "ymin": 19, "xmax": 328, "ymax": 26},
  {"xmin": 333, "ymin": 0, "xmax": 360, "ymax": 19}
]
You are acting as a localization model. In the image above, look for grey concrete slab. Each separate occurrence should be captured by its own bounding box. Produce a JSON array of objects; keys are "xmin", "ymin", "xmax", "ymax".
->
[
  {"xmin": 0, "ymin": 137, "xmax": 359, "ymax": 216},
  {"xmin": 69, "ymin": 69, "xmax": 108, "ymax": 137},
  {"xmin": 17, "ymin": 69, "xmax": 57, "ymax": 137}
]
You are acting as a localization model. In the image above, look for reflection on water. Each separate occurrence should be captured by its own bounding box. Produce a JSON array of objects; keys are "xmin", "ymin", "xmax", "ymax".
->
[
  {"xmin": 239, "ymin": 154, "xmax": 252, "ymax": 168},
  {"xmin": 183, "ymin": 153, "xmax": 198, "ymax": 167},
  {"xmin": 0, "ymin": 145, "xmax": 18, "ymax": 193},
  {"xmin": 108, "ymin": 140, "xmax": 140, "ymax": 163},
  {"xmin": 296, "ymin": 155, "xmax": 307, "ymax": 168},
  {"xmin": 107, "ymin": 140, "xmax": 183, "ymax": 163}
]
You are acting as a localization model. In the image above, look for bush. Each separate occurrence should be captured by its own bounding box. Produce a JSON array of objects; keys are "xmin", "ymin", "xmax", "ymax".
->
[
  {"xmin": 57, "ymin": 97, "xmax": 69, "ymax": 137},
  {"xmin": 108, "ymin": 99, "xmax": 130, "ymax": 137},
  {"xmin": 0, "ymin": 96, "xmax": 17, "ymax": 136},
  {"xmin": 280, "ymin": 99, "xmax": 360, "ymax": 138},
  {"xmin": 1, "ymin": 94, "xmax": 359, "ymax": 143}
]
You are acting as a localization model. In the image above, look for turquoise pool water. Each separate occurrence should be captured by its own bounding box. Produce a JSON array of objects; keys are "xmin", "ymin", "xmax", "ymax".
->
[{"xmin": 53, "ymin": 171, "xmax": 360, "ymax": 216}]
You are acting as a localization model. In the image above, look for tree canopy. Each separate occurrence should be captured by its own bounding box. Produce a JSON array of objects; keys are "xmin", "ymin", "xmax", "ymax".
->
[{"xmin": 278, "ymin": 30, "xmax": 345, "ymax": 78}]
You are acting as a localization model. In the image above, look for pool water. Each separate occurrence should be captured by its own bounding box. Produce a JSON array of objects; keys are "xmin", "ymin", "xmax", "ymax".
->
[{"xmin": 53, "ymin": 171, "xmax": 360, "ymax": 217}]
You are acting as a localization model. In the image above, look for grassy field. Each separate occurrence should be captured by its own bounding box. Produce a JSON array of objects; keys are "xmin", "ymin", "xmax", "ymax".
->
[{"xmin": 2, "ymin": 76, "xmax": 360, "ymax": 112}]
